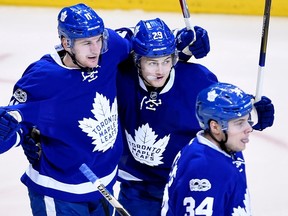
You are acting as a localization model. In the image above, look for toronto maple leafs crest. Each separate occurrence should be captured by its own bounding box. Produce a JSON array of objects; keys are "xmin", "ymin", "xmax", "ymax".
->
[
  {"xmin": 125, "ymin": 123, "xmax": 170, "ymax": 166},
  {"xmin": 79, "ymin": 93, "xmax": 118, "ymax": 152}
]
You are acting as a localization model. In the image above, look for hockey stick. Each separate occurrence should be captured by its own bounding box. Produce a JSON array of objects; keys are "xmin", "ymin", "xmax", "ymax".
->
[
  {"xmin": 255, "ymin": 0, "xmax": 272, "ymax": 102},
  {"xmin": 179, "ymin": 0, "xmax": 196, "ymax": 43},
  {"xmin": 179, "ymin": 0, "xmax": 193, "ymax": 30},
  {"xmin": 79, "ymin": 163, "xmax": 131, "ymax": 216}
]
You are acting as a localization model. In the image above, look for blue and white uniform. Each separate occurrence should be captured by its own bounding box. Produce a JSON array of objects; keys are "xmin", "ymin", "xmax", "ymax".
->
[
  {"xmin": 116, "ymin": 59, "xmax": 218, "ymax": 214},
  {"xmin": 161, "ymin": 131, "xmax": 251, "ymax": 216},
  {"xmin": 3, "ymin": 28, "xmax": 131, "ymax": 203}
]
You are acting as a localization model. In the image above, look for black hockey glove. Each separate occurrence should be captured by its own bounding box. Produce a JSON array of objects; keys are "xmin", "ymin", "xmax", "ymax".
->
[
  {"xmin": 22, "ymin": 128, "xmax": 41, "ymax": 164},
  {"xmin": 253, "ymin": 96, "xmax": 275, "ymax": 131},
  {"xmin": 0, "ymin": 108, "xmax": 20, "ymax": 142},
  {"xmin": 176, "ymin": 26, "xmax": 210, "ymax": 61}
]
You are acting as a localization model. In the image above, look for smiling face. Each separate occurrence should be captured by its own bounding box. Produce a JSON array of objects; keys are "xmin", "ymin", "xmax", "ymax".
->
[
  {"xmin": 62, "ymin": 35, "xmax": 103, "ymax": 69},
  {"xmin": 139, "ymin": 55, "xmax": 173, "ymax": 88}
]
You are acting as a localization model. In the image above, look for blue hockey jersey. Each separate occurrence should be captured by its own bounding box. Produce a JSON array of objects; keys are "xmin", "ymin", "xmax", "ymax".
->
[
  {"xmin": 3, "ymin": 29, "xmax": 131, "ymax": 202},
  {"xmin": 161, "ymin": 132, "xmax": 251, "ymax": 216},
  {"xmin": 117, "ymin": 59, "xmax": 218, "ymax": 186}
]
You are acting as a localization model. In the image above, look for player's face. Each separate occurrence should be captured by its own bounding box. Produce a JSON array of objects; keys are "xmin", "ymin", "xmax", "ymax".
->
[
  {"xmin": 140, "ymin": 55, "xmax": 173, "ymax": 88},
  {"xmin": 225, "ymin": 114, "xmax": 253, "ymax": 152},
  {"xmin": 72, "ymin": 35, "xmax": 103, "ymax": 68}
]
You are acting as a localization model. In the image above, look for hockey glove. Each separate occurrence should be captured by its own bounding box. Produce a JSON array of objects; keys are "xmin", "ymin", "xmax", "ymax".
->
[
  {"xmin": 115, "ymin": 27, "xmax": 134, "ymax": 41},
  {"xmin": 253, "ymin": 96, "xmax": 275, "ymax": 131},
  {"xmin": 0, "ymin": 108, "xmax": 20, "ymax": 142},
  {"xmin": 176, "ymin": 26, "xmax": 210, "ymax": 61},
  {"xmin": 22, "ymin": 128, "xmax": 41, "ymax": 164}
]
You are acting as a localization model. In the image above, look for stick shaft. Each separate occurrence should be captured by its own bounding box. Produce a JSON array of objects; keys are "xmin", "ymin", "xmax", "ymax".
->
[
  {"xmin": 79, "ymin": 164, "xmax": 131, "ymax": 216},
  {"xmin": 179, "ymin": 0, "xmax": 193, "ymax": 30},
  {"xmin": 255, "ymin": 0, "xmax": 272, "ymax": 101}
]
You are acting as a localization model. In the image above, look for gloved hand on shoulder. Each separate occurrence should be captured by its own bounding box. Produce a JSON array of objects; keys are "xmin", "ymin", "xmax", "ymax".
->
[
  {"xmin": 253, "ymin": 96, "xmax": 275, "ymax": 131},
  {"xmin": 0, "ymin": 108, "xmax": 20, "ymax": 142},
  {"xmin": 176, "ymin": 26, "xmax": 210, "ymax": 61},
  {"xmin": 21, "ymin": 127, "xmax": 41, "ymax": 164},
  {"xmin": 115, "ymin": 27, "xmax": 134, "ymax": 41}
]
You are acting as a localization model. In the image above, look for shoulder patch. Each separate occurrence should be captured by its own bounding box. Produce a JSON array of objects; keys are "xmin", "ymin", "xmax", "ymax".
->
[
  {"xmin": 13, "ymin": 88, "xmax": 27, "ymax": 103},
  {"xmin": 190, "ymin": 179, "xmax": 211, "ymax": 191}
]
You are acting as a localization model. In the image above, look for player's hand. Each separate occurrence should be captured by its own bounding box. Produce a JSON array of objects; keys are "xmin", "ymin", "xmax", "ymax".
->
[
  {"xmin": 115, "ymin": 27, "xmax": 134, "ymax": 40},
  {"xmin": 22, "ymin": 127, "xmax": 41, "ymax": 164},
  {"xmin": 0, "ymin": 108, "xmax": 20, "ymax": 142},
  {"xmin": 253, "ymin": 96, "xmax": 275, "ymax": 131},
  {"xmin": 176, "ymin": 26, "xmax": 210, "ymax": 61}
]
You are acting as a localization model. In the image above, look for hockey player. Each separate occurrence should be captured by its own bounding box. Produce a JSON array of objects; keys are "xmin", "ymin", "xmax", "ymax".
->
[
  {"xmin": 115, "ymin": 19, "xmax": 274, "ymax": 215},
  {"xmin": 115, "ymin": 18, "xmax": 218, "ymax": 216},
  {"xmin": 0, "ymin": 4, "xmax": 209, "ymax": 215},
  {"xmin": 161, "ymin": 82, "xmax": 255, "ymax": 215},
  {"xmin": 0, "ymin": 3, "xmax": 131, "ymax": 215}
]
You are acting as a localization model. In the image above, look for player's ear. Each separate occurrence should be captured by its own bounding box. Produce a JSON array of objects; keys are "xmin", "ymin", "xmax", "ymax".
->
[
  {"xmin": 209, "ymin": 120, "xmax": 222, "ymax": 135},
  {"xmin": 61, "ymin": 37, "xmax": 69, "ymax": 50}
]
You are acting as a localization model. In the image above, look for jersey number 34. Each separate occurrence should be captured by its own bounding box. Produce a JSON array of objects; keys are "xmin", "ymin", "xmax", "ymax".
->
[{"xmin": 183, "ymin": 197, "xmax": 214, "ymax": 216}]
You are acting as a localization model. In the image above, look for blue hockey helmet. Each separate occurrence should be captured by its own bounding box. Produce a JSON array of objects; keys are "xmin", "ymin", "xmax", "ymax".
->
[
  {"xmin": 196, "ymin": 82, "xmax": 253, "ymax": 130},
  {"xmin": 57, "ymin": 3, "xmax": 108, "ymax": 51},
  {"xmin": 132, "ymin": 18, "xmax": 177, "ymax": 62}
]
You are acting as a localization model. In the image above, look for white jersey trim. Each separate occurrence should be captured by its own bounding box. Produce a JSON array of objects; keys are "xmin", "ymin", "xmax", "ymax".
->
[
  {"xmin": 196, "ymin": 131, "xmax": 231, "ymax": 158},
  {"xmin": 25, "ymin": 164, "xmax": 117, "ymax": 194},
  {"xmin": 118, "ymin": 169, "xmax": 143, "ymax": 181},
  {"xmin": 44, "ymin": 196, "xmax": 56, "ymax": 216}
]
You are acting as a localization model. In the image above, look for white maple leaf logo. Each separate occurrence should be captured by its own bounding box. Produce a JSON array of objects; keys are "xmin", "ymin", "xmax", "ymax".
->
[
  {"xmin": 167, "ymin": 151, "xmax": 181, "ymax": 187},
  {"xmin": 79, "ymin": 93, "xmax": 118, "ymax": 152},
  {"xmin": 232, "ymin": 188, "xmax": 252, "ymax": 216},
  {"xmin": 125, "ymin": 123, "xmax": 170, "ymax": 166}
]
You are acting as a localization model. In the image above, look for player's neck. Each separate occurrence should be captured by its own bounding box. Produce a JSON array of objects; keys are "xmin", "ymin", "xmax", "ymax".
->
[
  {"xmin": 62, "ymin": 54, "xmax": 80, "ymax": 69},
  {"xmin": 204, "ymin": 132, "xmax": 222, "ymax": 150}
]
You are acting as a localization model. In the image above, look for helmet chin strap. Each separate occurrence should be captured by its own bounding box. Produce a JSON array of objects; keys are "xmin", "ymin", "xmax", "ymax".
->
[
  {"xmin": 136, "ymin": 64, "xmax": 150, "ymax": 86},
  {"xmin": 138, "ymin": 70, "xmax": 153, "ymax": 87},
  {"xmin": 207, "ymin": 129, "xmax": 231, "ymax": 154},
  {"xmin": 66, "ymin": 50, "xmax": 99, "ymax": 73}
]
